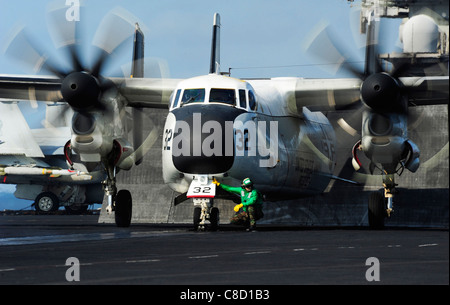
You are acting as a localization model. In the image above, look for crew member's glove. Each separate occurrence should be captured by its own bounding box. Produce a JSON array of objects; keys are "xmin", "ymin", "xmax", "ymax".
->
[
  {"xmin": 234, "ymin": 203, "xmax": 244, "ymax": 212},
  {"xmin": 212, "ymin": 178, "xmax": 220, "ymax": 186}
]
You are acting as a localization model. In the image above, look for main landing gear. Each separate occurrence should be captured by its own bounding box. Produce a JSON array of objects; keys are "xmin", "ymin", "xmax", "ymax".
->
[
  {"xmin": 368, "ymin": 173, "xmax": 396, "ymax": 229},
  {"xmin": 103, "ymin": 163, "xmax": 132, "ymax": 227},
  {"xmin": 34, "ymin": 192, "xmax": 59, "ymax": 213}
]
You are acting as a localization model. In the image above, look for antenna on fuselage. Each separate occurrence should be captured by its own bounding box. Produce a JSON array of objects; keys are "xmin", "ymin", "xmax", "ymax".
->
[{"xmin": 209, "ymin": 13, "xmax": 221, "ymax": 74}]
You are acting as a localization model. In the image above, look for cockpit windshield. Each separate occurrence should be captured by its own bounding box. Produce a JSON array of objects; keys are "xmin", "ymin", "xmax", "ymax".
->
[
  {"xmin": 209, "ymin": 89, "xmax": 235, "ymax": 105},
  {"xmin": 171, "ymin": 74, "xmax": 259, "ymax": 111},
  {"xmin": 172, "ymin": 80, "xmax": 257, "ymax": 111},
  {"xmin": 181, "ymin": 89, "xmax": 205, "ymax": 105}
]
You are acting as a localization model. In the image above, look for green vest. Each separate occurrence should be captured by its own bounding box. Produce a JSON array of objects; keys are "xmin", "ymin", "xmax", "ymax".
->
[{"xmin": 219, "ymin": 184, "xmax": 262, "ymax": 211}]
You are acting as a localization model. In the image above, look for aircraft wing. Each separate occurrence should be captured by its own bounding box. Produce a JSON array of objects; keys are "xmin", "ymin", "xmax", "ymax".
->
[
  {"xmin": 0, "ymin": 75, "xmax": 62, "ymax": 102},
  {"xmin": 261, "ymin": 75, "xmax": 448, "ymax": 116},
  {"xmin": 293, "ymin": 76, "xmax": 448, "ymax": 108},
  {"xmin": 112, "ymin": 77, "xmax": 182, "ymax": 108},
  {"xmin": 1, "ymin": 74, "xmax": 446, "ymax": 111},
  {"xmin": 291, "ymin": 78, "xmax": 362, "ymax": 111},
  {"xmin": 0, "ymin": 74, "xmax": 182, "ymax": 109},
  {"xmin": 399, "ymin": 76, "xmax": 449, "ymax": 106},
  {"xmin": 0, "ymin": 102, "xmax": 44, "ymax": 158}
]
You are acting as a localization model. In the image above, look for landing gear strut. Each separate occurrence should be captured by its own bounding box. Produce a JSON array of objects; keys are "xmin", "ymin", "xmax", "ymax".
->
[
  {"xmin": 193, "ymin": 198, "xmax": 219, "ymax": 231},
  {"xmin": 368, "ymin": 173, "xmax": 397, "ymax": 229},
  {"xmin": 103, "ymin": 162, "xmax": 132, "ymax": 227}
]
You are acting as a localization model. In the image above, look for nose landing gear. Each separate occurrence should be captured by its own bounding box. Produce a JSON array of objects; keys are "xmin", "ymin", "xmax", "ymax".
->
[{"xmin": 193, "ymin": 198, "xmax": 219, "ymax": 231}]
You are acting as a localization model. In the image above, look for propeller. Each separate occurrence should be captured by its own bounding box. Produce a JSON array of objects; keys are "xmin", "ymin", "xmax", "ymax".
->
[
  {"xmin": 304, "ymin": 7, "xmax": 450, "ymax": 181},
  {"xmin": 4, "ymin": 4, "xmax": 169, "ymax": 167},
  {"xmin": 303, "ymin": 12, "xmax": 410, "ymax": 115},
  {"xmin": 4, "ymin": 4, "xmax": 138, "ymax": 112}
]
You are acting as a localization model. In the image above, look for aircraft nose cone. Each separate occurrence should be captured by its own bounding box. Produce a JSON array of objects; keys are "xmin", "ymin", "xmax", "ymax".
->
[{"xmin": 171, "ymin": 104, "xmax": 245, "ymax": 174}]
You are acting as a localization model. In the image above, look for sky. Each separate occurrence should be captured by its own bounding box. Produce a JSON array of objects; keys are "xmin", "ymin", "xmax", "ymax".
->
[
  {"xmin": 0, "ymin": 0, "xmax": 402, "ymax": 79},
  {"xmin": 0, "ymin": 0, "xmax": 402, "ymax": 209}
]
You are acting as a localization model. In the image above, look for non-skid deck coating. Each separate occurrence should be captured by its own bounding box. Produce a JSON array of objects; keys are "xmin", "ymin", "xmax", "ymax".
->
[{"xmin": 0, "ymin": 215, "xmax": 448, "ymax": 286}]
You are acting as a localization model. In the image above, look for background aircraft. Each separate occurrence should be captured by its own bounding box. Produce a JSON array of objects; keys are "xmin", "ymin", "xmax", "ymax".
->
[
  {"xmin": 0, "ymin": 101, "xmax": 105, "ymax": 213},
  {"xmin": 0, "ymin": 0, "xmax": 447, "ymax": 228}
]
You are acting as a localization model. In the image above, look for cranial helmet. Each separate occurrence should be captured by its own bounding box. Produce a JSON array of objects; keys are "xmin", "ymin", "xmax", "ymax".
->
[{"xmin": 242, "ymin": 177, "xmax": 253, "ymax": 187}]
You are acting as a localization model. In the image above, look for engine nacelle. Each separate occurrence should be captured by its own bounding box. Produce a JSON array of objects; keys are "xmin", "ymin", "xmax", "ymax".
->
[
  {"xmin": 112, "ymin": 138, "xmax": 135, "ymax": 171},
  {"xmin": 360, "ymin": 111, "xmax": 407, "ymax": 167},
  {"xmin": 70, "ymin": 111, "xmax": 113, "ymax": 162}
]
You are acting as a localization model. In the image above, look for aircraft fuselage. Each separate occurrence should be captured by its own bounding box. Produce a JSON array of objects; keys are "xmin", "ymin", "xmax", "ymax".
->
[{"xmin": 162, "ymin": 74, "xmax": 336, "ymax": 201}]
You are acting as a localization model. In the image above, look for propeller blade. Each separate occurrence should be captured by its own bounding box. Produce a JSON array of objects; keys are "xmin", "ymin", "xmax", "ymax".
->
[
  {"xmin": 3, "ymin": 25, "xmax": 67, "ymax": 77},
  {"xmin": 303, "ymin": 21, "xmax": 365, "ymax": 79},
  {"xmin": 91, "ymin": 8, "xmax": 138, "ymax": 77},
  {"xmin": 130, "ymin": 110, "xmax": 159, "ymax": 165},
  {"xmin": 363, "ymin": 12, "xmax": 382, "ymax": 76},
  {"xmin": 46, "ymin": 2, "xmax": 84, "ymax": 73},
  {"xmin": 132, "ymin": 107, "xmax": 145, "ymax": 165}
]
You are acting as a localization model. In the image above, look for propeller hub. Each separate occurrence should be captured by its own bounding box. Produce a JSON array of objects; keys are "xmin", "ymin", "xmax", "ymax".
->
[
  {"xmin": 361, "ymin": 73, "xmax": 400, "ymax": 112},
  {"xmin": 61, "ymin": 72, "xmax": 100, "ymax": 110}
]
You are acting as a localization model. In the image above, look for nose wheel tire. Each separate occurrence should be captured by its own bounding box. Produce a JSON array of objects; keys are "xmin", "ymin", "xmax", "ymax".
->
[
  {"xmin": 210, "ymin": 207, "xmax": 219, "ymax": 231},
  {"xmin": 193, "ymin": 207, "xmax": 202, "ymax": 231}
]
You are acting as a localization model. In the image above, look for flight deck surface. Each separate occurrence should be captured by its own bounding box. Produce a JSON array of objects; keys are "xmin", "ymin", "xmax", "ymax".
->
[{"xmin": 0, "ymin": 215, "xmax": 447, "ymax": 286}]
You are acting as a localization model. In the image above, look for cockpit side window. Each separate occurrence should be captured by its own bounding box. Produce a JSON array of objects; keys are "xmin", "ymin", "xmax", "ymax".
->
[
  {"xmin": 248, "ymin": 90, "xmax": 256, "ymax": 111},
  {"xmin": 172, "ymin": 89, "xmax": 182, "ymax": 108},
  {"xmin": 238, "ymin": 89, "xmax": 247, "ymax": 109},
  {"xmin": 181, "ymin": 89, "xmax": 205, "ymax": 105},
  {"xmin": 209, "ymin": 89, "xmax": 235, "ymax": 106}
]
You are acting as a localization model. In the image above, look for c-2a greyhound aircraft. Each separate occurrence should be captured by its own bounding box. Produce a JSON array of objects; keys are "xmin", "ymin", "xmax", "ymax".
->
[{"xmin": 0, "ymin": 7, "xmax": 447, "ymax": 228}]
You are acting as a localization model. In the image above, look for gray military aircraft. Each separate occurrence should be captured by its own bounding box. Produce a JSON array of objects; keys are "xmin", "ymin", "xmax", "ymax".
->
[
  {"xmin": 0, "ymin": 2, "xmax": 447, "ymax": 228},
  {"xmin": 0, "ymin": 101, "xmax": 104, "ymax": 213}
]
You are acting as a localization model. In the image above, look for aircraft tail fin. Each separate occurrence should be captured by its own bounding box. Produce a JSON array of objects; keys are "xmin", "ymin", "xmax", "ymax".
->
[
  {"xmin": 209, "ymin": 13, "xmax": 221, "ymax": 74},
  {"xmin": 131, "ymin": 23, "xmax": 144, "ymax": 79},
  {"xmin": 131, "ymin": 23, "xmax": 145, "ymax": 165}
]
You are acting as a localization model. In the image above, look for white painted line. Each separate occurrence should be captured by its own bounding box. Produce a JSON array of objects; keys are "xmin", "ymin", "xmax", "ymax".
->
[
  {"xmin": 189, "ymin": 255, "xmax": 219, "ymax": 259},
  {"xmin": 244, "ymin": 251, "xmax": 271, "ymax": 255},
  {"xmin": 418, "ymin": 243, "xmax": 438, "ymax": 247},
  {"xmin": 293, "ymin": 248, "xmax": 318, "ymax": 251},
  {"xmin": 0, "ymin": 230, "xmax": 184, "ymax": 246},
  {"xmin": 126, "ymin": 259, "xmax": 161, "ymax": 263}
]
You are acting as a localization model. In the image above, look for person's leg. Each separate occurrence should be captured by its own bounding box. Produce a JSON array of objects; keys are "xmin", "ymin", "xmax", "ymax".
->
[
  {"xmin": 247, "ymin": 205, "xmax": 257, "ymax": 231},
  {"xmin": 230, "ymin": 211, "xmax": 248, "ymax": 226}
]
